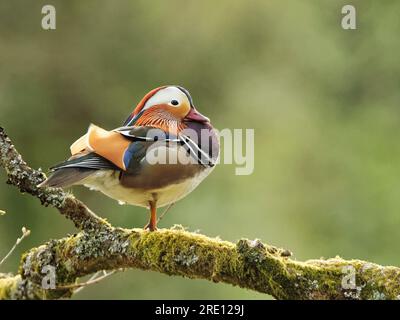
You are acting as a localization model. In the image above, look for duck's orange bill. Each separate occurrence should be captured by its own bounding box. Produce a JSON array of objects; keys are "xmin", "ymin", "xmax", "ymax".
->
[{"xmin": 70, "ymin": 124, "xmax": 130, "ymax": 170}]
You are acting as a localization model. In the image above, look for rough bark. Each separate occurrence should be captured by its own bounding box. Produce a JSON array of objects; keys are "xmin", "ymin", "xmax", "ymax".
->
[{"xmin": 1, "ymin": 126, "xmax": 400, "ymax": 300}]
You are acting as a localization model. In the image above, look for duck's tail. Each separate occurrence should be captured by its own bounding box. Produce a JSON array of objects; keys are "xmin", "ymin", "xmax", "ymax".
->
[{"xmin": 38, "ymin": 167, "xmax": 95, "ymax": 188}]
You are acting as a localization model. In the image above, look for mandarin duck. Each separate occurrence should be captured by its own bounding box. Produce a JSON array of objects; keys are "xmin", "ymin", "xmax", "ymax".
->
[{"xmin": 39, "ymin": 86, "xmax": 219, "ymax": 231}]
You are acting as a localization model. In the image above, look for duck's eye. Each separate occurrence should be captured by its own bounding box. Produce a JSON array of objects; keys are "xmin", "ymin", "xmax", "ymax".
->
[{"xmin": 170, "ymin": 99, "xmax": 179, "ymax": 106}]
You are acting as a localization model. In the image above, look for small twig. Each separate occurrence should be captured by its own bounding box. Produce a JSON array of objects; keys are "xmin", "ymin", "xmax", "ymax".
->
[
  {"xmin": 157, "ymin": 203, "xmax": 175, "ymax": 223},
  {"xmin": 57, "ymin": 270, "xmax": 117, "ymax": 291},
  {"xmin": 0, "ymin": 210, "xmax": 5, "ymax": 216},
  {"xmin": 0, "ymin": 227, "xmax": 31, "ymax": 267},
  {"xmin": 73, "ymin": 271, "xmax": 101, "ymax": 294}
]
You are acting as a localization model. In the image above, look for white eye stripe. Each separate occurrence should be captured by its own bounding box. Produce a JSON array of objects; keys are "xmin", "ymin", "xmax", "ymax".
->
[{"xmin": 143, "ymin": 87, "xmax": 189, "ymax": 111}]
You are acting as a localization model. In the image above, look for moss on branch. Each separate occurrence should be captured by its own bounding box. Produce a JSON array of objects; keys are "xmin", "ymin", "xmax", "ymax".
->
[
  {"xmin": 1, "ymin": 126, "xmax": 400, "ymax": 300},
  {"xmin": 1, "ymin": 227, "xmax": 400, "ymax": 300}
]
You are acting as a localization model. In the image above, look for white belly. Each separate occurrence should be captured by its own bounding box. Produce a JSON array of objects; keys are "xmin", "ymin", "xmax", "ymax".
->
[{"xmin": 81, "ymin": 167, "xmax": 214, "ymax": 208}]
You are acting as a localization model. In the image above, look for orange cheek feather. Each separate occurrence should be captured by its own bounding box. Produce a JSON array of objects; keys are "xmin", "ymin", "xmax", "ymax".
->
[
  {"xmin": 135, "ymin": 110, "xmax": 187, "ymax": 134},
  {"xmin": 167, "ymin": 103, "xmax": 190, "ymax": 119},
  {"xmin": 133, "ymin": 103, "xmax": 190, "ymax": 133}
]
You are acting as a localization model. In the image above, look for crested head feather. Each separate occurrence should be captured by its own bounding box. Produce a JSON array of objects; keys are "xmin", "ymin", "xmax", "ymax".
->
[
  {"xmin": 133, "ymin": 86, "xmax": 167, "ymax": 116},
  {"xmin": 123, "ymin": 86, "xmax": 166, "ymax": 126},
  {"xmin": 123, "ymin": 85, "xmax": 193, "ymax": 133}
]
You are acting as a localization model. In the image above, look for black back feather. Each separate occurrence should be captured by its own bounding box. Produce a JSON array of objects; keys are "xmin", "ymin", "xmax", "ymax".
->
[{"xmin": 51, "ymin": 153, "xmax": 119, "ymax": 171}]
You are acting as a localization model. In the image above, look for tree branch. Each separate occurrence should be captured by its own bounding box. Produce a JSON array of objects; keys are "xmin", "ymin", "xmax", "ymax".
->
[
  {"xmin": 1, "ymin": 126, "xmax": 400, "ymax": 300},
  {"xmin": 0, "ymin": 127, "xmax": 110, "ymax": 232}
]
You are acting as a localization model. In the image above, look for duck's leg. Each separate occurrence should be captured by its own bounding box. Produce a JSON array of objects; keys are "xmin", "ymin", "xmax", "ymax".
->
[{"xmin": 144, "ymin": 200, "xmax": 157, "ymax": 231}]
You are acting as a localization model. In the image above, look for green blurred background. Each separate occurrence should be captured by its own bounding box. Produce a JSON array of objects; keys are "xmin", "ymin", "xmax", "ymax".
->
[{"xmin": 1, "ymin": 0, "xmax": 400, "ymax": 299}]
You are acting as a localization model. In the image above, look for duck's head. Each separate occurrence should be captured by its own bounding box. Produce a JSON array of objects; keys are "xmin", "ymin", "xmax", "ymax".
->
[{"xmin": 124, "ymin": 86, "xmax": 210, "ymax": 132}]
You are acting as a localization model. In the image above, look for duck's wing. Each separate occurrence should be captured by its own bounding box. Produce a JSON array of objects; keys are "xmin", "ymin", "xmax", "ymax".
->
[
  {"xmin": 38, "ymin": 153, "xmax": 119, "ymax": 188},
  {"xmin": 50, "ymin": 153, "xmax": 118, "ymax": 171},
  {"xmin": 116, "ymin": 126, "xmax": 215, "ymax": 167},
  {"xmin": 69, "ymin": 124, "xmax": 132, "ymax": 170},
  {"xmin": 39, "ymin": 124, "xmax": 134, "ymax": 188}
]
